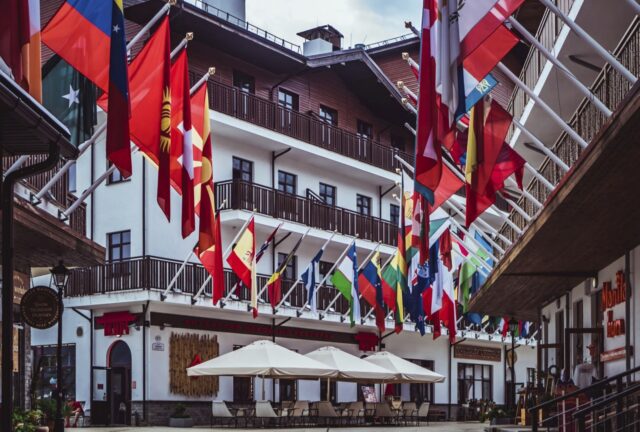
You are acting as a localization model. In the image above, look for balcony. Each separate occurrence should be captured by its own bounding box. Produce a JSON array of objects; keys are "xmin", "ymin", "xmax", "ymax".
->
[
  {"xmin": 2, "ymin": 155, "xmax": 87, "ymax": 236},
  {"xmin": 201, "ymin": 76, "xmax": 415, "ymax": 173},
  {"xmin": 216, "ymin": 179, "xmax": 398, "ymax": 246}
]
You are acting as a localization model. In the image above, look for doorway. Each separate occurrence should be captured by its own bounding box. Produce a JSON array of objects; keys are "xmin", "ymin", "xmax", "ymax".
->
[{"xmin": 107, "ymin": 341, "xmax": 132, "ymax": 425}]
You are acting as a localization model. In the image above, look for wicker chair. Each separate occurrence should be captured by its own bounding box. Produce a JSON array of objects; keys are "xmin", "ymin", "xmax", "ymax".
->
[
  {"xmin": 211, "ymin": 401, "xmax": 237, "ymax": 427},
  {"xmin": 316, "ymin": 401, "xmax": 343, "ymax": 426},
  {"xmin": 402, "ymin": 402, "xmax": 419, "ymax": 426},
  {"xmin": 374, "ymin": 402, "xmax": 398, "ymax": 425},
  {"xmin": 417, "ymin": 402, "xmax": 431, "ymax": 425},
  {"xmin": 255, "ymin": 400, "xmax": 286, "ymax": 427}
]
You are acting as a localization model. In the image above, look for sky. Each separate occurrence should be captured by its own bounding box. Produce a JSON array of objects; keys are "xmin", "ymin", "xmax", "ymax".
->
[{"xmin": 245, "ymin": 0, "xmax": 422, "ymax": 49}]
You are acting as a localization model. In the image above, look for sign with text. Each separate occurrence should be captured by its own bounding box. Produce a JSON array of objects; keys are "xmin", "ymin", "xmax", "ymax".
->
[
  {"xmin": 454, "ymin": 344, "xmax": 502, "ymax": 362},
  {"xmin": 600, "ymin": 346, "xmax": 633, "ymax": 363},
  {"xmin": 20, "ymin": 286, "xmax": 60, "ymax": 329},
  {"xmin": 602, "ymin": 271, "xmax": 628, "ymax": 339}
]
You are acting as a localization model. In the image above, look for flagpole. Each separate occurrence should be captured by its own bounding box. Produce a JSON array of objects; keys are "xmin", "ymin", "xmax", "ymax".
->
[
  {"xmin": 59, "ymin": 36, "xmax": 202, "ymax": 220},
  {"xmin": 361, "ymin": 253, "xmax": 395, "ymax": 322},
  {"xmin": 507, "ymin": 16, "xmax": 612, "ymax": 117},
  {"xmin": 161, "ymin": 249, "xmax": 195, "ymax": 301},
  {"xmin": 315, "ymin": 238, "xmax": 361, "ymax": 318},
  {"xmin": 292, "ymin": 232, "xmax": 338, "ymax": 315},
  {"xmin": 443, "ymin": 201, "xmax": 506, "ymax": 254},
  {"xmin": 539, "ymin": 0, "xmax": 637, "ymax": 84},
  {"xmin": 512, "ymin": 118, "xmax": 569, "ymax": 172},
  {"xmin": 257, "ymin": 228, "xmax": 312, "ymax": 309},
  {"xmin": 338, "ymin": 243, "xmax": 382, "ymax": 321},
  {"xmin": 191, "ymin": 67, "xmax": 216, "ymax": 96},
  {"xmin": 13, "ymin": 2, "xmax": 176, "ymax": 180},
  {"xmin": 192, "ymin": 210, "xmax": 256, "ymax": 303},
  {"xmin": 446, "ymin": 198, "xmax": 512, "ymax": 246},
  {"xmin": 221, "ymin": 221, "xmax": 282, "ymax": 306},
  {"xmin": 450, "ymin": 237, "xmax": 491, "ymax": 276},
  {"xmin": 448, "ymin": 217, "xmax": 500, "ymax": 263}
]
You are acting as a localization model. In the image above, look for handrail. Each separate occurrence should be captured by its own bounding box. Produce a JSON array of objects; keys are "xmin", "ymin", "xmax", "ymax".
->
[
  {"xmin": 572, "ymin": 383, "xmax": 640, "ymax": 419},
  {"xmin": 529, "ymin": 364, "xmax": 640, "ymax": 414}
]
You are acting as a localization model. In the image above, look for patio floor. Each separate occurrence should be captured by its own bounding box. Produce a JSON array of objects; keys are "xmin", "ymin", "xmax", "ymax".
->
[{"xmin": 78, "ymin": 423, "xmax": 489, "ymax": 432}]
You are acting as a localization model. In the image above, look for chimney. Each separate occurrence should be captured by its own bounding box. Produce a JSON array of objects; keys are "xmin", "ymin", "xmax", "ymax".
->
[{"xmin": 297, "ymin": 25, "xmax": 344, "ymax": 56}]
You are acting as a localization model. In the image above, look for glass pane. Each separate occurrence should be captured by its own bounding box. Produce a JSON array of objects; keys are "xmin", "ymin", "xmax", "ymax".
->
[
  {"xmin": 111, "ymin": 248, "xmax": 120, "ymax": 261},
  {"xmin": 122, "ymin": 231, "xmax": 130, "ymax": 243},
  {"xmin": 482, "ymin": 381, "xmax": 491, "ymax": 399},
  {"xmin": 475, "ymin": 365, "xmax": 482, "ymax": 376},
  {"xmin": 121, "ymin": 245, "xmax": 131, "ymax": 260},
  {"xmin": 484, "ymin": 365, "xmax": 491, "ymax": 377}
]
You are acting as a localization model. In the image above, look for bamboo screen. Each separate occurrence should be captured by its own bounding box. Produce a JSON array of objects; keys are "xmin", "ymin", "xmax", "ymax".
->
[{"xmin": 169, "ymin": 332, "xmax": 219, "ymax": 396}]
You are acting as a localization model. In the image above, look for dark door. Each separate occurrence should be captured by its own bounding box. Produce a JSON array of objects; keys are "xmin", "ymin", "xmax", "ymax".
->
[{"xmin": 107, "ymin": 341, "xmax": 132, "ymax": 425}]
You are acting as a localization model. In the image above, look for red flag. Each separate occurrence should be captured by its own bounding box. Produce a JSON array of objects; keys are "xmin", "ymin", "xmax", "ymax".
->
[
  {"xmin": 414, "ymin": 0, "xmax": 442, "ymax": 204},
  {"xmin": 431, "ymin": 165, "xmax": 464, "ymax": 213},
  {"xmin": 492, "ymin": 143, "xmax": 526, "ymax": 191},
  {"xmin": 170, "ymin": 50, "xmax": 195, "ymax": 237},
  {"xmin": 439, "ymin": 229, "xmax": 453, "ymax": 271},
  {"xmin": 0, "ymin": 0, "xmax": 29, "ymax": 88},
  {"xmin": 475, "ymin": 100, "xmax": 512, "ymax": 194},
  {"xmin": 463, "ymin": 25, "xmax": 518, "ymax": 83},
  {"xmin": 96, "ymin": 17, "xmax": 172, "ymax": 217},
  {"xmin": 193, "ymin": 82, "xmax": 225, "ymax": 305}
]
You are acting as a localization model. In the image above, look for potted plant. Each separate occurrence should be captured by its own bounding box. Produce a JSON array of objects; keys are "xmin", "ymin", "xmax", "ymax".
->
[
  {"xmin": 168, "ymin": 403, "xmax": 193, "ymax": 428},
  {"xmin": 36, "ymin": 399, "xmax": 56, "ymax": 431},
  {"xmin": 13, "ymin": 408, "xmax": 45, "ymax": 432}
]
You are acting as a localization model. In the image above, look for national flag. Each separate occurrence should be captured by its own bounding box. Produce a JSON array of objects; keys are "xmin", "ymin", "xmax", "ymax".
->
[
  {"xmin": 499, "ymin": 316, "xmax": 510, "ymax": 337},
  {"xmin": 106, "ymin": 0, "xmax": 131, "ymax": 178},
  {"xmin": 430, "ymin": 164, "xmax": 464, "ymax": 212},
  {"xmin": 170, "ymin": 49, "xmax": 195, "ymax": 237},
  {"xmin": 0, "ymin": 0, "xmax": 30, "ymax": 91},
  {"xmin": 414, "ymin": 0, "xmax": 442, "ymax": 204},
  {"xmin": 193, "ymin": 82, "xmax": 224, "ymax": 305},
  {"xmin": 458, "ymin": 0, "xmax": 525, "ymax": 59},
  {"xmin": 42, "ymin": 56, "xmax": 96, "ymax": 146},
  {"xmin": 359, "ymin": 251, "xmax": 385, "ymax": 333},
  {"xmin": 439, "ymin": 229, "xmax": 453, "ymax": 271},
  {"xmin": 96, "ymin": 17, "xmax": 172, "ymax": 218},
  {"xmin": 436, "ymin": 0, "xmax": 463, "ymax": 127},
  {"xmin": 301, "ymin": 245, "xmax": 326, "ymax": 313},
  {"xmin": 25, "ymin": 0, "xmax": 41, "ymax": 101},
  {"xmin": 331, "ymin": 242, "xmax": 360, "ymax": 326},
  {"xmin": 256, "ymin": 224, "xmax": 282, "ymax": 263},
  {"xmin": 266, "ymin": 234, "xmax": 304, "ymax": 309},
  {"xmin": 380, "ymin": 253, "xmax": 398, "ymax": 309},
  {"xmin": 463, "ymin": 24, "xmax": 518, "ymax": 84},
  {"xmin": 226, "ymin": 217, "xmax": 256, "ymax": 314}
]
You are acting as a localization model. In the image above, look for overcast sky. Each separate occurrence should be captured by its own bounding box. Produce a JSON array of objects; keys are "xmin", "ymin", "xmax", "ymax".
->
[{"xmin": 245, "ymin": 0, "xmax": 422, "ymax": 49}]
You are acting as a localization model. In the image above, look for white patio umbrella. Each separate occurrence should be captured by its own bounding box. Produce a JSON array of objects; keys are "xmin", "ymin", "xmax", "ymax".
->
[
  {"xmin": 187, "ymin": 340, "xmax": 339, "ymax": 400},
  {"xmin": 364, "ymin": 351, "xmax": 445, "ymax": 383},
  {"xmin": 306, "ymin": 346, "xmax": 397, "ymax": 401}
]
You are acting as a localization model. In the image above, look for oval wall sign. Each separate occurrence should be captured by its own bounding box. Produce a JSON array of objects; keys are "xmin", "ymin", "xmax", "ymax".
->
[{"xmin": 20, "ymin": 286, "xmax": 60, "ymax": 329}]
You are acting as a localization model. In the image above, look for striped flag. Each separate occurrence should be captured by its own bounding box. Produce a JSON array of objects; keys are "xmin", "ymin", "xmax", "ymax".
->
[
  {"xmin": 227, "ymin": 217, "xmax": 257, "ymax": 315},
  {"xmin": 266, "ymin": 233, "xmax": 304, "ymax": 309},
  {"xmin": 301, "ymin": 246, "xmax": 326, "ymax": 313},
  {"xmin": 331, "ymin": 242, "xmax": 360, "ymax": 326}
]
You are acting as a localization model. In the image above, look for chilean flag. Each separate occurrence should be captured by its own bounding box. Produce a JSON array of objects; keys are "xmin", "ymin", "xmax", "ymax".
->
[{"xmin": 170, "ymin": 49, "xmax": 195, "ymax": 238}]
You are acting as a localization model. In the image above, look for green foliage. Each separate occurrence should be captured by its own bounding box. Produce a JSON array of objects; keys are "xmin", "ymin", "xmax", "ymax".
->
[
  {"xmin": 36, "ymin": 399, "xmax": 56, "ymax": 420},
  {"xmin": 13, "ymin": 409, "xmax": 43, "ymax": 432},
  {"xmin": 170, "ymin": 403, "xmax": 191, "ymax": 419}
]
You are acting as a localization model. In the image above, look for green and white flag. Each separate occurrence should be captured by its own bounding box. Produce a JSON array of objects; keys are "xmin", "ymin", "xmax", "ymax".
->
[
  {"xmin": 331, "ymin": 242, "xmax": 359, "ymax": 326},
  {"xmin": 42, "ymin": 56, "xmax": 96, "ymax": 147}
]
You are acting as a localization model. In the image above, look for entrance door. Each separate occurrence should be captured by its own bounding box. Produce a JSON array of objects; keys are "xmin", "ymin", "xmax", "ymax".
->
[{"xmin": 107, "ymin": 341, "xmax": 132, "ymax": 425}]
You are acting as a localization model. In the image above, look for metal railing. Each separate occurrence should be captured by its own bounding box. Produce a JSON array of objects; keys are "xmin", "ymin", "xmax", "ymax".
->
[
  {"xmin": 197, "ymin": 74, "xmax": 415, "ymax": 173},
  {"xmin": 216, "ymin": 179, "xmax": 398, "ymax": 246},
  {"xmin": 185, "ymin": 0, "xmax": 302, "ymax": 54},
  {"xmin": 365, "ymin": 34, "xmax": 417, "ymax": 50},
  {"xmin": 497, "ymin": 17, "xmax": 640, "ymax": 247}
]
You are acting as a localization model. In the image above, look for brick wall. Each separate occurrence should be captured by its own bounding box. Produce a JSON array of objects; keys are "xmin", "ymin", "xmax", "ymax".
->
[{"xmin": 131, "ymin": 400, "xmax": 212, "ymax": 426}]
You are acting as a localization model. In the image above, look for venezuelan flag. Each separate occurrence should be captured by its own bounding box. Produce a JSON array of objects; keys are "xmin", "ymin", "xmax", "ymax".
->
[
  {"xmin": 42, "ymin": 0, "xmax": 113, "ymax": 92},
  {"xmin": 106, "ymin": 0, "xmax": 132, "ymax": 177}
]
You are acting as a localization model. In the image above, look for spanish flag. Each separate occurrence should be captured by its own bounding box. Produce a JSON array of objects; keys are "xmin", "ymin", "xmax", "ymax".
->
[{"xmin": 227, "ymin": 217, "xmax": 256, "ymax": 316}]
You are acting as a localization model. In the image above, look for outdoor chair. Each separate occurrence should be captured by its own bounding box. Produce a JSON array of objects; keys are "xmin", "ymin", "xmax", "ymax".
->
[
  {"xmin": 364, "ymin": 402, "xmax": 377, "ymax": 422},
  {"xmin": 402, "ymin": 402, "xmax": 418, "ymax": 426},
  {"xmin": 255, "ymin": 400, "xmax": 286, "ymax": 427},
  {"xmin": 316, "ymin": 400, "xmax": 343, "ymax": 426},
  {"xmin": 374, "ymin": 401, "xmax": 398, "ymax": 425},
  {"xmin": 347, "ymin": 401, "xmax": 365, "ymax": 425},
  {"xmin": 211, "ymin": 401, "xmax": 237, "ymax": 427},
  {"xmin": 417, "ymin": 401, "xmax": 431, "ymax": 425},
  {"xmin": 290, "ymin": 400, "xmax": 311, "ymax": 427}
]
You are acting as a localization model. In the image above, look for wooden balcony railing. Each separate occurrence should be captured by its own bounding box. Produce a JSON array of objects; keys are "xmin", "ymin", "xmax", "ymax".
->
[
  {"xmin": 215, "ymin": 179, "xmax": 398, "ymax": 245},
  {"xmin": 194, "ymin": 73, "xmax": 415, "ymax": 173},
  {"xmin": 2, "ymin": 155, "xmax": 86, "ymax": 235},
  {"xmin": 65, "ymin": 255, "xmax": 356, "ymax": 315},
  {"xmin": 497, "ymin": 17, "xmax": 640, "ymax": 247}
]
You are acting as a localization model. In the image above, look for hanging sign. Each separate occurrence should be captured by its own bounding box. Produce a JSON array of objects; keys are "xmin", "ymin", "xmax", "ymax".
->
[{"xmin": 20, "ymin": 286, "xmax": 60, "ymax": 329}]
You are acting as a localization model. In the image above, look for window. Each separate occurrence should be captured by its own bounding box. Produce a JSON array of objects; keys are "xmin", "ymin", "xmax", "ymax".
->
[
  {"xmin": 277, "ymin": 253, "xmax": 297, "ymax": 280},
  {"xmin": 278, "ymin": 170, "xmax": 297, "ymax": 195},
  {"xmin": 232, "ymin": 157, "xmax": 253, "ymax": 182},
  {"xmin": 279, "ymin": 379, "xmax": 297, "ymax": 402},
  {"xmin": 319, "ymin": 183, "xmax": 336, "ymax": 206},
  {"xmin": 32, "ymin": 344, "xmax": 76, "ymax": 400},
  {"xmin": 410, "ymin": 359, "xmax": 435, "ymax": 404},
  {"xmin": 390, "ymin": 204, "xmax": 400, "ymax": 225},
  {"xmin": 233, "ymin": 345, "xmax": 253, "ymax": 403},
  {"xmin": 107, "ymin": 162, "xmax": 127, "ymax": 185},
  {"xmin": 107, "ymin": 230, "xmax": 131, "ymax": 262},
  {"xmin": 278, "ymin": 89, "xmax": 299, "ymax": 111},
  {"xmin": 555, "ymin": 310, "xmax": 565, "ymax": 370},
  {"xmin": 357, "ymin": 194, "xmax": 372, "ymax": 216},
  {"xmin": 233, "ymin": 70, "xmax": 255, "ymax": 94},
  {"xmin": 319, "ymin": 105, "xmax": 338, "ymax": 126},
  {"xmin": 320, "ymin": 379, "xmax": 337, "ymax": 403},
  {"xmin": 457, "ymin": 363, "xmax": 492, "ymax": 403},
  {"xmin": 391, "ymin": 135, "xmax": 406, "ymax": 152},
  {"xmin": 357, "ymin": 119, "xmax": 372, "ymax": 139}
]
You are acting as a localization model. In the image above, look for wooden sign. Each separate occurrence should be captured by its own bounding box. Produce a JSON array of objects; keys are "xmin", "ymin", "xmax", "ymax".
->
[
  {"xmin": 20, "ymin": 286, "xmax": 60, "ymax": 329},
  {"xmin": 454, "ymin": 344, "xmax": 502, "ymax": 362}
]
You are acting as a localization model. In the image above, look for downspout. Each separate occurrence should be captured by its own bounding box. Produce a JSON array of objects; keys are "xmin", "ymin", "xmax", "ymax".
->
[
  {"xmin": 2, "ymin": 142, "xmax": 60, "ymax": 432},
  {"xmin": 90, "ymin": 141, "xmax": 95, "ymax": 241},
  {"xmin": 142, "ymin": 158, "xmax": 146, "ymax": 257},
  {"xmin": 449, "ymin": 338, "xmax": 466, "ymax": 420},
  {"xmin": 142, "ymin": 301, "xmax": 150, "ymax": 422},
  {"xmin": 71, "ymin": 308, "xmax": 92, "ymax": 417}
]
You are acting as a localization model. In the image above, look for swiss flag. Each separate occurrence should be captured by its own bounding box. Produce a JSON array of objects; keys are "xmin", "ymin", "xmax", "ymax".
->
[{"xmin": 170, "ymin": 50, "xmax": 195, "ymax": 238}]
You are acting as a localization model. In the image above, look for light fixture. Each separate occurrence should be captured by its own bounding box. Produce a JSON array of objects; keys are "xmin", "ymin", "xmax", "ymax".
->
[
  {"xmin": 50, "ymin": 260, "xmax": 70, "ymax": 291},
  {"xmin": 508, "ymin": 318, "xmax": 519, "ymax": 335}
]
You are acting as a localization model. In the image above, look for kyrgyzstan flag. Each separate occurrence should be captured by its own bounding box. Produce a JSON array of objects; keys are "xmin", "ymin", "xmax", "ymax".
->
[
  {"xmin": 97, "ymin": 17, "xmax": 172, "ymax": 218},
  {"xmin": 193, "ymin": 82, "xmax": 225, "ymax": 304},
  {"xmin": 170, "ymin": 49, "xmax": 195, "ymax": 238}
]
